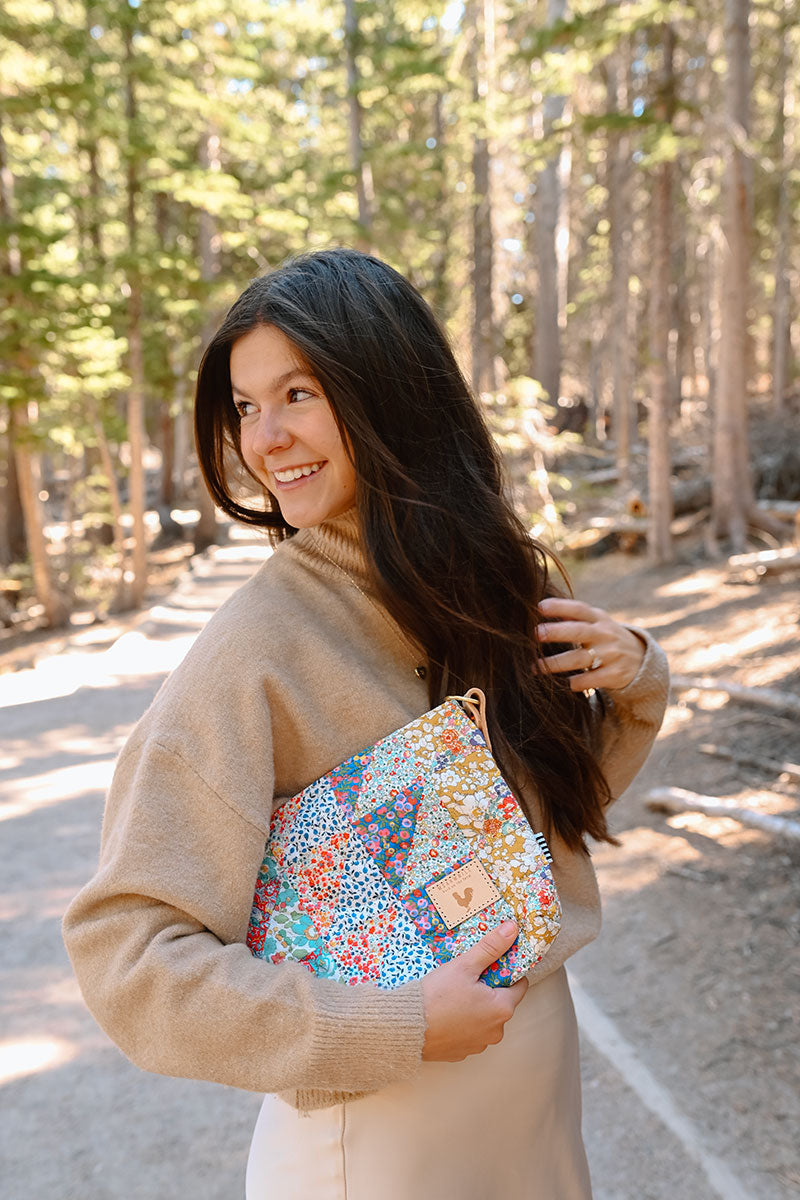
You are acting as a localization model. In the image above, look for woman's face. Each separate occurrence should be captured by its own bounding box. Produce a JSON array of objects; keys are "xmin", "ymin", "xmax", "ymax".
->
[{"xmin": 230, "ymin": 324, "xmax": 357, "ymax": 529}]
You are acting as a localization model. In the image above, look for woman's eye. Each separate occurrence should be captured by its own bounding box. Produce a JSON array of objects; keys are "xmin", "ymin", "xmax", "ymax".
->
[
  {"xmin": 233, "ymin": 398, "xmax": 256, "ymax": 418},
  {"xmin": 288, "ymin": 388, "xmax": 313, "ymax": 403}
]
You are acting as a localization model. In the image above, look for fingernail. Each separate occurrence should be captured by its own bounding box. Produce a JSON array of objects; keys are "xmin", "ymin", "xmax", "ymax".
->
[
  {"xmin": 500, "ymin": 920, "xmax": 517, "ymax": 934},
  {"xmin": 536, "ymin": 625, "xmax": 549, "ymax": 637}
]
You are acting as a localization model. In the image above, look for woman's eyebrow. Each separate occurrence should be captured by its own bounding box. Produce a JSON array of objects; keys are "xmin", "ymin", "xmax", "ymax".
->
[{"xmin": 231, "ymin": 368, "xmax": 314, "ymax": 399}]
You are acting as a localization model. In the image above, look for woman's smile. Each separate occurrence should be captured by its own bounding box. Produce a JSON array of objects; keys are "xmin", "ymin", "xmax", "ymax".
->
[
  {"xmin": 271, "ymin": 460, "xmax": 327, "ymax": 485},
  {"xmin": 229, "ymin": 324, "xmax": 356, "ymax": 528}
]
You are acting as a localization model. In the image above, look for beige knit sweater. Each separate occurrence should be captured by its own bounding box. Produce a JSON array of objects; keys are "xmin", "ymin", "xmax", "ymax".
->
[{"xmin": 63, "ymin": 508, "xmax": 669, "ymax": 1112}]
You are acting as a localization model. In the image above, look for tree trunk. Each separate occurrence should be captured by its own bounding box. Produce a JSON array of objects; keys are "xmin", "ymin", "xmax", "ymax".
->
[
  {"xmin": 771, "ymin": 17, "xmax": 792, "ymax": 413},
  {"xmin": 606, "ymin": 43, "xmax": 634, "ymax": 486},
  {"xmin": 10, "ymin": 408, "xmax": 69, "ymax": 626},
  {"xmin": 647, "ymin": 25, "xmax": 675, "ymax": 565},
  {"xmin": 430, "ymin": 61, "xmax": 450, "ymax": 320},
  {"xmin": 87, "ymin": 397, "xmax": 131, "ymax": 611},
  {"xmin": 532, "ymin": 0, "xmax": 569, "ymax": 408},
  {"xmin": 171, "ymin": 353, "xmax": 191, "ymax": 504},
  {"xmin": 344, "ymin": 0, "xmax": 373, "ymax": 252},
  {"xmin": 469, "ymin": 0, "xmax": 497, "ymax": 394},
  {"xmin": 711, "ymin": 0, "xmax": 755, "ymax": 550},
  {"xmin": 160, "ymin": 405, "xmax": 175, "ymax": 508},
  {"xmin": 123, "ymin": 23, "xmax": 148, "ymax": 607},
  {"xmin": 1, "ymin": 418, "xmax": 27, "ymax": 564},
  {"xmin": 670, "ymin": 227, "xmax": 688, "ymax": 414},
  {"xmin": 194, "ymin": 117, "xmax": 222, "ymax": 553}
]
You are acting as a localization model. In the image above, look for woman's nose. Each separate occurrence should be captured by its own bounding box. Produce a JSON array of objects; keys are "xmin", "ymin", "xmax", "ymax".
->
[{"xmin": 250, "ymin": 408, "xmax": 292, "ymax": 456}]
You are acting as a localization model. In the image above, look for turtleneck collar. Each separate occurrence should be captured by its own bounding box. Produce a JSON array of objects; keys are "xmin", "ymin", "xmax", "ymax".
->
[{"xmin": 287, "ymin": 506, "xmax": 373, "ymax": 588}]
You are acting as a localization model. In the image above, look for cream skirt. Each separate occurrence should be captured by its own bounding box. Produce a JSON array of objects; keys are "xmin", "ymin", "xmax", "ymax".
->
[{"xmin": 246, "ymin": 966, "xmax": 591, "ymax": 1200}]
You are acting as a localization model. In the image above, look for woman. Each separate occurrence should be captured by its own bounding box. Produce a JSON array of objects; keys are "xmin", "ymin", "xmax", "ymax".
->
[{"xmin": 63, "ymin": 248, "xmax": 669, "ymax": 1199}]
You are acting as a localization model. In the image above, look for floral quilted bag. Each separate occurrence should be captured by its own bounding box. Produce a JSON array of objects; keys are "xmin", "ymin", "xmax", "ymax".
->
[{"xmin": 246, "ymin": 691, "xmax": 561, "ymax": 988}]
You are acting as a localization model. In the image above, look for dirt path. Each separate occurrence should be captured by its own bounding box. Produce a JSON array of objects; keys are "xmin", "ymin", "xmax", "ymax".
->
[
  {"xmin": 571, "ymin": 549, "xmax": 800, "ymax": 1199},
  {"xmin": 1, "ymin": 538, "xmax": 797, "ymax": 1198}
]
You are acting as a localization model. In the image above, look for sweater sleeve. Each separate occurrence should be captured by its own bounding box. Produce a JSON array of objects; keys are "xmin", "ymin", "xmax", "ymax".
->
[
  {"xmin": 62, "ymin": 727, "xmax": 426, "ymax": 1099},
  {"xmin": 591, "ymin": 625, "xmax": 670, "ymax": 803}
]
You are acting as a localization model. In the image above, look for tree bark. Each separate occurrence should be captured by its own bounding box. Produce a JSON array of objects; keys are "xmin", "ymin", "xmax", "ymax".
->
[
  {"xmin": 1, "ymin": 417, "xmax": 27, "ymax": 564},
  {"xmin": 533, "ymin": 0, "xmax": 569, "ymax": 407},
  {"xmin": 430, "ymin": 54, "xmax": 450, "ymax": 320},
  {"xmin": 647, "ymin": 25, "xmax": 675, "ymax": 565},
  {"xmin": 123, "ymin": 22, "xmax": 148, "ymax": 607},
  {"xmin": 344, "ymin": 0, "xmax": 374, "ymax": 252},
  {"xmin": 194, "ymin": 115, "xmax": 222, "ymax": 553},
  {"xmin": 606, "ymin": 41, "xmax": 634, "ymax": 485},
  {"xmin": 469, "ymin": 0, "xmax": 497, "ymax": 393},
  {"xmin": 711, "ymin": 0, "xmax": 755, "ymax": 550},
  {"xmin": 10, "ymin": 408, "xmax": 69, "ymax": 626},
  {"xmin": 771, "ymin": 16, "xmax": 792, "ymax": 413}
]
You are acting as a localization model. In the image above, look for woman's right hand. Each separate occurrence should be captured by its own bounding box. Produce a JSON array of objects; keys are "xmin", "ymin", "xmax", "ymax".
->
[{"xmin": 420, "ymin": 920, "xmax": 529, "ymax": 1061}]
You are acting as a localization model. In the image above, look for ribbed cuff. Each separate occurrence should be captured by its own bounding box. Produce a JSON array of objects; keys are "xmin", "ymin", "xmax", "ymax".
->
[
  {"xmin": 305, "ymin": 976, "xmax": 426, "ymax": 1095},
  {"xmin": 604, "ymin": 626, "xmax": 670, "ymax": 724}
]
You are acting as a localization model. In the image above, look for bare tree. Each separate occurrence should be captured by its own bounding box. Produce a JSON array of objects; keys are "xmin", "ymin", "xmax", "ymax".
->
[
  {"xmin": 194, "ymin": 109, "xmax": 222, "ymax": 554},
  {"xmin": 467, "ymin": 0, "xmax": 497, "ymax": 393},
  {"xmin": 1, "ymin": 407, "xmax": 26, "ymax": 566},
  {"xmin": 122, "ymin": 21, "xmax": 148, "ymax": 607},
  {"xmin": 771, "ymin": 8, "xmax": 793, "ymax": 413},
  {"xmin": 708, "ymin": 0, "xmax": 787, "ymax": 549},
  {"xmin": 533, "ymin": 0, "xmax": 570, "ymax": 408},
  {"xmin": 605, "ymin": 38, "xmax": 634, "ymax": 485},
  {"xmin": 344, "ymin": 0, "xmax": 374, "ymax": 252},
  {"xmin": 647, "ymin": 24, "xmax": 676, "ymax": 565}
]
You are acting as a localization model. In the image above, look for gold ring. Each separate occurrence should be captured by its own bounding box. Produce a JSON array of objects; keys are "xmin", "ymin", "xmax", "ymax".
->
[{"xmin": 589, "ymin": 651, "xmax": 603, "ymax": 671}]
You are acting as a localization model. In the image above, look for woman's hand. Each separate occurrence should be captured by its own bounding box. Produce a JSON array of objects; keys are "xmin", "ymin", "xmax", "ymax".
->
[
  {"xmin": 535, "ymin": 597, "xmax": 646, "ymax": 692},
  {"xmin": 420, "ymin": 921, "xmax": 528, "ymax": 1061}
]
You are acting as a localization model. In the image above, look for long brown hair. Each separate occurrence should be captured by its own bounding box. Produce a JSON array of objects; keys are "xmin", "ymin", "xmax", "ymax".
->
[{"xmin": 195, "ymin": 248, "xmax": 614, "ymax": 850}]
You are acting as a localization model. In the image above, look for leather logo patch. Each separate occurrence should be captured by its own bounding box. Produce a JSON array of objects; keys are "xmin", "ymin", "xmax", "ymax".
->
[{"xmin": 425, "ymin": 859, "xmax": 501, "ymax": 929}]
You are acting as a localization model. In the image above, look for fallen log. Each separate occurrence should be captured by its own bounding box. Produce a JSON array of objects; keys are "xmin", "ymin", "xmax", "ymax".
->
[
  {"xmin": 727, "ymin": 547, "xmax": 800, "ymax": 580},
  {"xmin": 645, "ymin": 786, "xmax": 800, "ymax": 843},
  {"xmin": 756, "ymin": 499, "xmax": 800, "ymax": 518},
  {"xmin": 698, "ymin": 743, "xmax": 800, "ymax": 784},
  {"xmin": 671, "ymin": 674, "xmax": 800, "ymax": 718},
  {"xmin": 582, "ymin": 466, "xmax": 621, "ymax": 485}
]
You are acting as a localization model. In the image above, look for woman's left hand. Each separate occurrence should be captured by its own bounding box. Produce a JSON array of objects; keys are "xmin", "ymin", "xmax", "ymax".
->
[{"xmin": 534, "ymin": 597, "xmax": 646, "ymax": 692}]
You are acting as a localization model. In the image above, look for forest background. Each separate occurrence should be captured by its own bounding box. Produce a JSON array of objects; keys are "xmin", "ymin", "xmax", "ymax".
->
[
  {"xmin": 1, "ymin": 0, "xmax": 799, "ymax": 630},
  {"xmin": 2, "ymin": 5, "xmax": 800, "ymax": 1196}
]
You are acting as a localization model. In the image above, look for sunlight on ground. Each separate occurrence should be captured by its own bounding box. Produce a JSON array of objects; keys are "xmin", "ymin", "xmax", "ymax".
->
[
  {"xmin": 0, "ymin": 652, "xmax": 98, "ymax": 709},
  {"xmin": 655, "ymin": 570, "xmax": 725, "ymax": 598},
  {"xmin": 678, "ymin": 688, "xmax": 730, "ymax": 710},
  {"xmin": 593, "ymin": 826, "xmax": 707, "ymax": 896},
  {"xmin": 0, "ymin": 1036, "xmax": 76, "ymax": 1085},
  {"xmin": 0, "ymin": 759, "xmax": 116, "ymax": 823},
  {"xmin": 660, "ymin": 704, "xmax": 695, "ymax": 734},
  {"xmin": 665, "ymin": 812, "xmax": 764, "ymax": 841},
  {"xmin": 682, "ymin": 617, "xmax": 789, "ymax": 673},
  {"xmin": 0, "ymin": 630, "xmax": 198, "ymax": 710},
  {"xmin": 99, "ymin": 629, "xmax": 197, "ymax": 675}
]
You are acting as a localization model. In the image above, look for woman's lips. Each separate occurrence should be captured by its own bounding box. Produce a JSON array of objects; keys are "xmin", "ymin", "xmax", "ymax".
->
[{"xmin": 271, "ymin": 461, "xmax": 327, "ymax": 489}]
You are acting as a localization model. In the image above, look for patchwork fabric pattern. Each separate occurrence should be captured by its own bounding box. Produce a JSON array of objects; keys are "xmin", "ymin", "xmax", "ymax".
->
[{"xmin": 247, "ymin": 697, "xmax": 561, "ymax": 988}]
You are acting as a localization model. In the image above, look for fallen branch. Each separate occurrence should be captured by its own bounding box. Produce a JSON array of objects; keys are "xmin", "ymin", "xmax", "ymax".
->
[
  {"xmin": 671, "ymin": 674, "xmax": 800, "ymax": 718},
  {"xmin": 699, "ymin": 743, "xmax": 800, "ymax": 783},
  {"xmin": 755, "ymin": 500, "xmax": 800, "ymax": 518},
  {"xmin": 646, "ymin": 786, "xmax": 800, "ymax": 843},
  {"xmin": 728, "ymin": 547, "xmax": 800, "ymax": 579}
]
